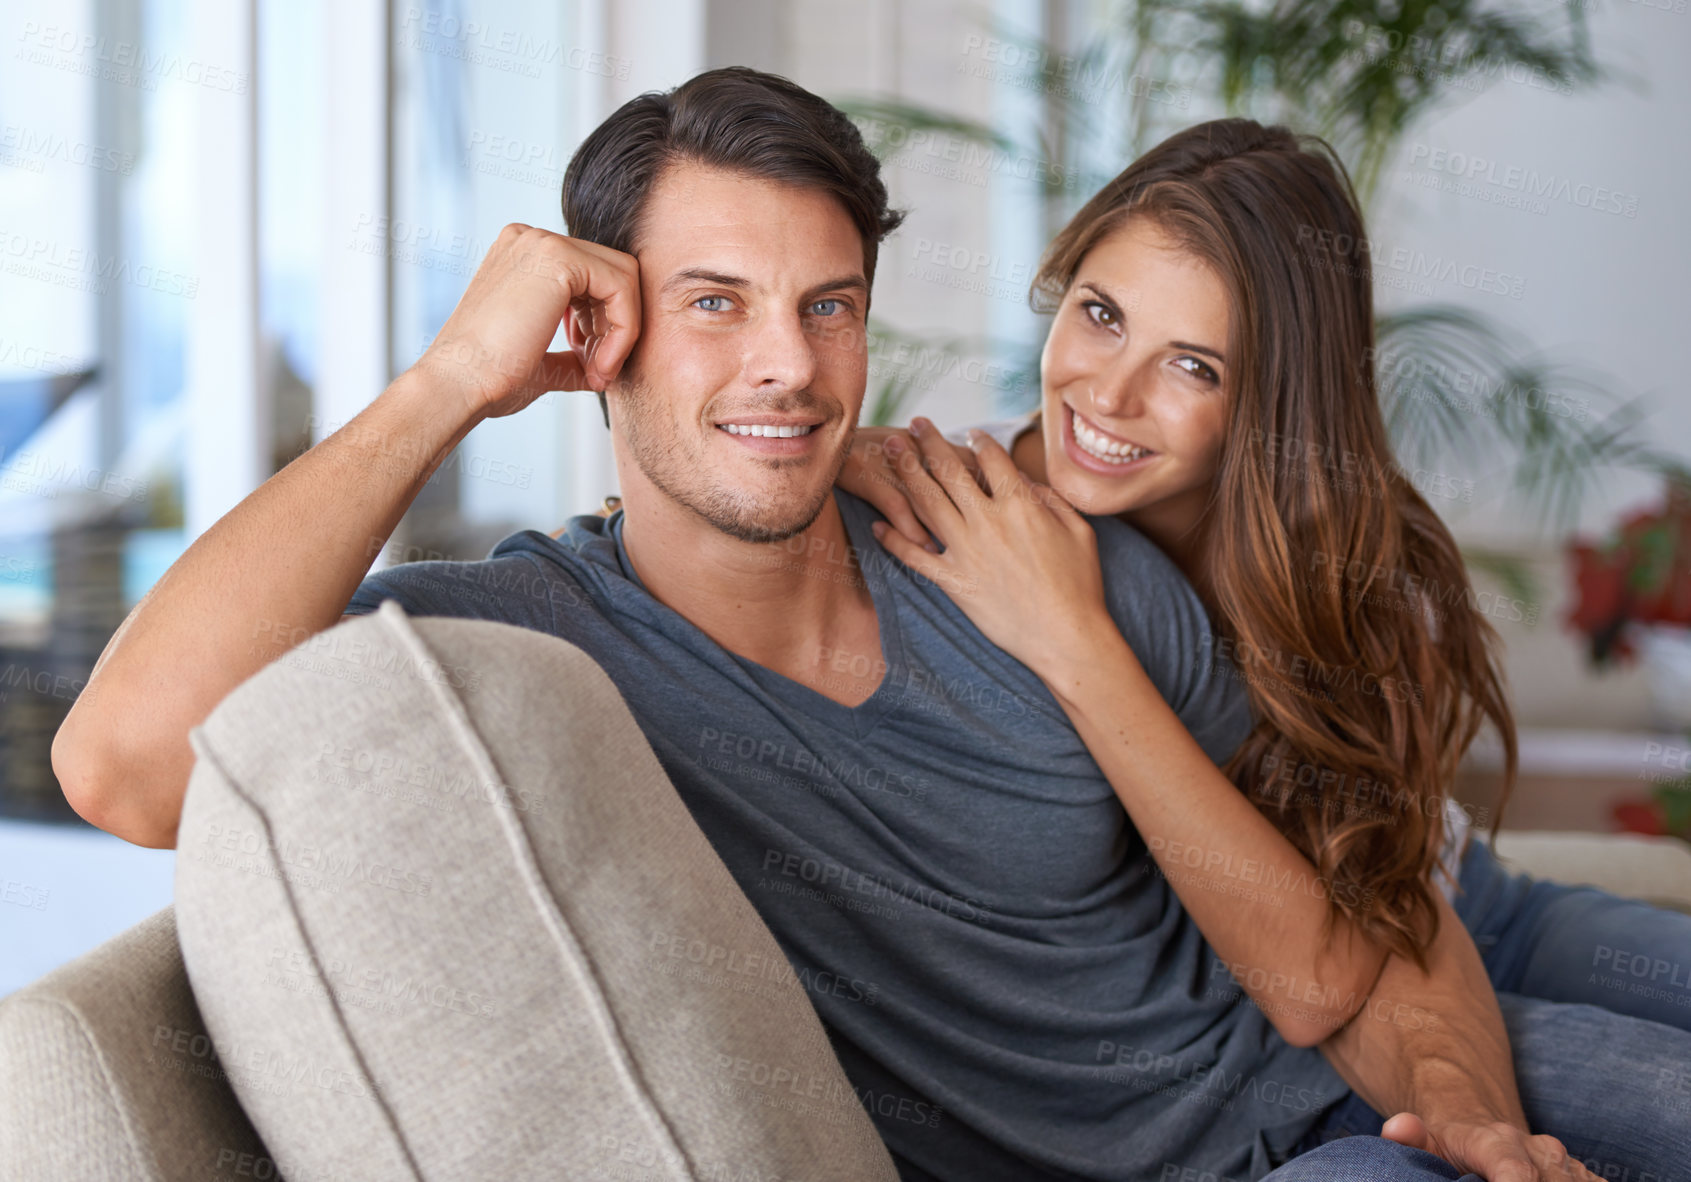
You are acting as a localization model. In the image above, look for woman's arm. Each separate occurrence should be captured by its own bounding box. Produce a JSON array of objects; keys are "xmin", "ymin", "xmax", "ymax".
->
[
  {"xmin": 871, "ymin": 420, "xmax": 1387, "ymax": 1046},
  {"xmin": 1029, "ymin": 613, "xmax": 1387, "ymax": 1046}
]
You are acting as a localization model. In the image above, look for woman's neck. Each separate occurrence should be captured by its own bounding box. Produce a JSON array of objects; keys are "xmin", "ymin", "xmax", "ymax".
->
[{"xmin": 1124, "ymin": 493, "xmax": 1215, "ymax": 609}]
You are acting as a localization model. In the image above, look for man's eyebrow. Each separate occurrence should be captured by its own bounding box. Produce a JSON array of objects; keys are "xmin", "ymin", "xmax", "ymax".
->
[
  {"xmin": 1076, "ymin": 281, "xmax": 1226, "ymax": 365},
  {"xmin": 801, "ymin": 275, "xmax": 869, "ymax": 302},
  {"xmin": 659, "ymin": 269, "xmax": 869, "ymax": 302},
  {"xmin": 661, "ymin": 267, "xmax": 749, "ymax": 293}
]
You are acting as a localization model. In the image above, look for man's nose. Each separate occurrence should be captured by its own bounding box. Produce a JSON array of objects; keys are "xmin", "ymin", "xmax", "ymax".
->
[{"xmin": 743, "ymin": 311, "xmax": 818, "ymax": 391}]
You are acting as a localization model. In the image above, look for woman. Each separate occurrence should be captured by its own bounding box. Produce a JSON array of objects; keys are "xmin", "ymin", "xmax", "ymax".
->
[{"xmin": 839, "ymin": 117, "xmax": 1691, "ymax": 1171}]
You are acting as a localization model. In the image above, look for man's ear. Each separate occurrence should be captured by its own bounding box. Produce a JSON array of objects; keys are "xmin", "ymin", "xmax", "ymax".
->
[
  {"xmin": 563, "ymin": 306, "xmax": 611, "ymax": 428},
  {"xmin": 563, "ymin": 304, "xmax": 591, "ymax": 358}
]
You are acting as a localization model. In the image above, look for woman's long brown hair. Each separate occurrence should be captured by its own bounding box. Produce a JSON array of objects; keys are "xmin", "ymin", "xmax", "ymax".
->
[{"xmin": 1033, "ymin": 118, "xmax": 1517, "ymax": 967}]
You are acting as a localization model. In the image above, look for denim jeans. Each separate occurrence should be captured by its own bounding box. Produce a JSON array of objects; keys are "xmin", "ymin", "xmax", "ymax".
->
[{"xmin": 1263, "ymin": 839, "xmax": 1691, "ymax": 1181}]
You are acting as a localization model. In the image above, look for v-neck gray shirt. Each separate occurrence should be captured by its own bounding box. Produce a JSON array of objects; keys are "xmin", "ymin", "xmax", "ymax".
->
[{"xmin": 346, "ymin": 489, "xmax": 1344, "ymax": 1181}]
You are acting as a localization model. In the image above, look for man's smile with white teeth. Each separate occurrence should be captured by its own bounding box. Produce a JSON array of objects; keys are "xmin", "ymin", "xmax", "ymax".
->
[
  {"xmin": 1069, "ymin": 405, "xmax": 1153, "ymax": 464},
  {"xmin": 718, "ymin": 423, "xmax": 817, "ymax": 437}
]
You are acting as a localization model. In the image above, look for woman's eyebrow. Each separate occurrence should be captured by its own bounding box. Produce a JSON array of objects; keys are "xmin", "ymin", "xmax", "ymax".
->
[
  {"xmin": 1076, "ymin": 281, "xmax": 1120, "ymax": 307},
  {"xmin": 1170, "ymin": 340, "xmax": 1226, "ymax": 365},
  {"xmin": 1078, "ymin": 281, "xmax": 1226, "ymax": 365}
]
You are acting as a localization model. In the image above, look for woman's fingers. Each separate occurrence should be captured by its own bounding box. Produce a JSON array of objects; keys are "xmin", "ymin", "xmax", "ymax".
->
[
  {"xmin": 870, "ymin": 519, "xmax": 952, "ymax": 588},
  {"xmin": 885, "ymin": 432, "xmax": 965, "ymax": 544},
  {"xmin": 838, "ymin": 430, "xmax": 931, "ymax": 548},
  {"xmin": 965, "ymin": 429, "xmax": 1036, "ymax": 505}
]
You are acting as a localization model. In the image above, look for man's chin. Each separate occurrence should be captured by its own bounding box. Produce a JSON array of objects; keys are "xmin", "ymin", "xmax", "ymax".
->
[{"xmin": 699, "ymin": 485, "xmax": 835, "ymax": 544}]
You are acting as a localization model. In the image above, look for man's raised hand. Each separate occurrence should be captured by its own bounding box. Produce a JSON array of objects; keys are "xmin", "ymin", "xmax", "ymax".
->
[{"xmin": 413, "ymin": 224, "xmax": 641, "ymax": 421}]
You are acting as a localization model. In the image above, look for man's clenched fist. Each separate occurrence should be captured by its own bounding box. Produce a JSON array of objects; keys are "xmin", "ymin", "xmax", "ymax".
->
[{"xmin": 412, "ymin": 223, "xmax": 642, "ymax": 421}]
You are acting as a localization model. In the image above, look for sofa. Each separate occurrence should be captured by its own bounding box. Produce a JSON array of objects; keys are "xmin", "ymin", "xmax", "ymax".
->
[{"xmin": 6, "ymin": 603, "xmax": 1691, "ymax": 1180}]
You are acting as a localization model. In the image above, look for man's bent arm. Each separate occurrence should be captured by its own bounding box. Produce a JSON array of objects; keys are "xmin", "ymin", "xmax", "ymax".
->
[
  {"xmin": 51, "ymin": 373, "xmax": 485, "ymax": 848},
  {"xmin": 1320, "ymin": 890, "xmax": 1523, "ymax": 1123},
  {"xmin": 52, "ymin": 224, "xmax": 642, "ymax": 850},
  {"xmin": 1318, "ymin": 890, "xmax": 1594, "ymax": 1179}
]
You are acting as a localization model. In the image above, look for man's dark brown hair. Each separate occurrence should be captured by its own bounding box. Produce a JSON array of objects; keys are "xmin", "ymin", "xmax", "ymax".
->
[{"xmin": 561, "ymin": 66, "xmax": 904, "ymax": 423}]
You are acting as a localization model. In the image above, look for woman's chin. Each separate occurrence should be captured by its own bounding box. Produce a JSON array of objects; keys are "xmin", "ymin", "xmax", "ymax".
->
[{"xmin": 1048, "ymin": 469, "xmax": 1143, "ymax": 518}]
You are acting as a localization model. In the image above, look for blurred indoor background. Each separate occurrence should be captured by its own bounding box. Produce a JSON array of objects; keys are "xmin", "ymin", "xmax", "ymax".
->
[{"xmin": 2, "ymin": 0, "xmax": 1688, "ymax": 992}]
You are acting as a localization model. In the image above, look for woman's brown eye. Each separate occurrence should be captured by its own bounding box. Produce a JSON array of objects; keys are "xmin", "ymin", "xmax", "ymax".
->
[
  {"xmin": 1177, "ymin": 357, "xmax": 1219, "ymax": 383},
  {"xmin": 1085, "ymin": 301, "xmax": 1115, "ymax": 326}
]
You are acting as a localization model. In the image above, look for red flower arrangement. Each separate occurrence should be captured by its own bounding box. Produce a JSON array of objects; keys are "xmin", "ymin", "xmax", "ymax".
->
[
  {"xmin": 1567, "ymin": 481, "xmax": 1691, "ymax": 839},
  {"xmin": 1566, "ymin": 482, "xmax": 1691, "ymax": 667}
]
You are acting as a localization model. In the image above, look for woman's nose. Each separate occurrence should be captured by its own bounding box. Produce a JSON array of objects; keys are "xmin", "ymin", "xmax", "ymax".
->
[{"xmin": 1088, "ymin": 365, "xmax": 1147, "ymax": 420}]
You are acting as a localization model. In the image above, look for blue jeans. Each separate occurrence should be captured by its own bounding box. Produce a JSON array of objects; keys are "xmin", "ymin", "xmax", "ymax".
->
[{"xmin": 1263, "ymin": 839, "xmax": 1691, "ymax": 1180}]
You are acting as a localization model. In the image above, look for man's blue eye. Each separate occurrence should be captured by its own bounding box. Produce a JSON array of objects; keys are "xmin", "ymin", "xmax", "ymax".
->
[
  {"xmin": 810, "ymin": 299, "xmax": 842, "ymax": 315},
  {"xmin": 695, "ymin": 296, "xmax": 727, "ymax": 311}
]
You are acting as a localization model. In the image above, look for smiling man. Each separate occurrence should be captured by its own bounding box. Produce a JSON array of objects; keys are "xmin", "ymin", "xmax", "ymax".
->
[{"xmin": 52, "ymin": 67, "xmax": 1624, "ymax": 1182}]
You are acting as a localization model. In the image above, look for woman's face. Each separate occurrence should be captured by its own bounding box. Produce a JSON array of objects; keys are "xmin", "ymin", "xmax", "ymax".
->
[{"xmin": 1038, "ymin": 217, "xmax": 1232, "ymax": 525}]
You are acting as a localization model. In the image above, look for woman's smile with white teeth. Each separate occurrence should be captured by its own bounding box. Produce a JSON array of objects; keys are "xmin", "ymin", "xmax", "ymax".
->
[{"xmin": 1070, "ymin": 406, "xmax": 1153, "ymax": 463}]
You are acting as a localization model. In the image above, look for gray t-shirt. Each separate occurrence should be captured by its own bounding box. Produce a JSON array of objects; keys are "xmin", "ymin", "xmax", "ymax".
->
[{"xmin": 345, "ymin": 489, "xmax": 1344, "ymax": 1181}]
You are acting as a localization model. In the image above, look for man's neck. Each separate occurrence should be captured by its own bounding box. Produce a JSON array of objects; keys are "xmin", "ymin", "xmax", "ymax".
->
[{"xmin": 617, "ymin": 486, "xmax": 885, "ymax": 705}]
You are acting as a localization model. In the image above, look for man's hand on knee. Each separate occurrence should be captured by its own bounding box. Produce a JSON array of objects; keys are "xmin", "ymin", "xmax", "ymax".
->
[{"xmin": 1382, "ymin": 1112, "xmax": 1598, "ymax": 1181}]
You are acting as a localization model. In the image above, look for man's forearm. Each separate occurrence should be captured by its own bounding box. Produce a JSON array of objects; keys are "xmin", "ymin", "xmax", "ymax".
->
[
  {"xmin": 1318, "ymin": 889, "xmax": 1526, "ymax": 1128},
  {"xmin": 52, "ymin": 370, "xmax": 484, "ymax": 848}
]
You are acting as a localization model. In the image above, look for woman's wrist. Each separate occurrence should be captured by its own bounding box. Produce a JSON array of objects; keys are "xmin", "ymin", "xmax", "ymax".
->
[{"xmin": 1030, "ymin": 617, "xmax": 1144, "ymax": 707}]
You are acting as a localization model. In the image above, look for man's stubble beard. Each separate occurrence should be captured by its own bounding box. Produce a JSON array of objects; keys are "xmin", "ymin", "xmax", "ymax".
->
[{"xmin": 616, "ymin": 375, "xmax": 854, "ymax": 544}]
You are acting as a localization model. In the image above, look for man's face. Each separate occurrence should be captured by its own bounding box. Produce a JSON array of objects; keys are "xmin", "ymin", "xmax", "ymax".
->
[{"xmin": 606, "ymin": 162, "xmax": 870, "ymax": 543}]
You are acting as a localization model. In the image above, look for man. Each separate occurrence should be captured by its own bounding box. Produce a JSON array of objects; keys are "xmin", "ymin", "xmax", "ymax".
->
[{"xmin": 54, "ymin": 67, "xmax": 1609, "ymax": 1181}]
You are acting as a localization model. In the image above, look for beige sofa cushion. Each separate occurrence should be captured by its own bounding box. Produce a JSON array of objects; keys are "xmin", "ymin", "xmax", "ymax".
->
[
  {"xmin": 0, "ymin": 907, "xmax": 272, "ymax": 1181},
  {"xmin": 174, "ymin": 600, "xmax": 899, "ymax": 1182}
]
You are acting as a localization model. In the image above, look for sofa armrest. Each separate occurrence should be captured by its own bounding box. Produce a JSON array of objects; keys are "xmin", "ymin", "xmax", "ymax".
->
[{"xmin": 0, "ymin": 907, "xmax": 273, "ymax": 1181}]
